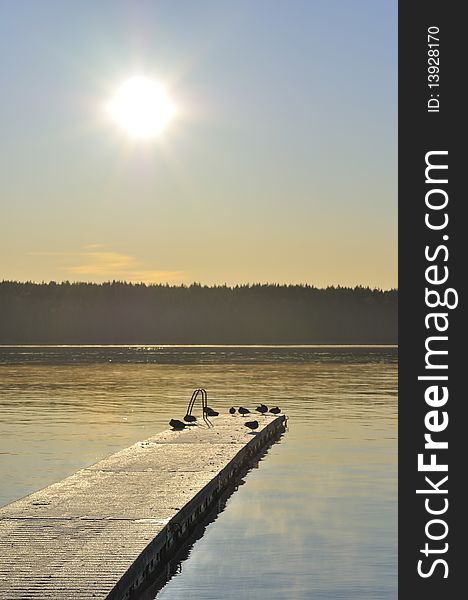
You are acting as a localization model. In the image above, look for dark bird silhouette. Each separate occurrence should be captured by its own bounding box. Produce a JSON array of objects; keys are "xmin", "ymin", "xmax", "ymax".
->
[
  {"xmin": 244, "ymin": 420, "xmax": 259, "ymax": 432},
  {"xmin": 256, "ymin": 404, "xmax": 268, "ymax": 415},
  {"xmin": 238, "ymin": 407, "xmax": 250, "ymax": 417},
  {"xmin": 203, "ymin": 406, "xmax": 219, "ymax": 417},
  {"xmin": 269, "ymin": 406, "xmax": 281, "ymax": 414},
  {"xmin": 169, "ymin": 419, "xmax": 186, "ymax": 429},
  {"xmin": 183, "ymin": 414, "xmax": 197, "ymax": 423},
  {"xmin": 229, "ymin": 407, "xmax": 236, "ymax": 414}
]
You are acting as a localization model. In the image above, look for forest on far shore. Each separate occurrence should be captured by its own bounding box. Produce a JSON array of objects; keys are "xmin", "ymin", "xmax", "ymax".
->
[{"xmin": 0, "ymin": 281, "xmax": 397, "ymax": 344}]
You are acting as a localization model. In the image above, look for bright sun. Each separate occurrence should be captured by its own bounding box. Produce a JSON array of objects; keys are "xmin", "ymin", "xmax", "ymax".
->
[{"xmin": 107, "ymin": 76, "xmax": 176, "ymax": 139}]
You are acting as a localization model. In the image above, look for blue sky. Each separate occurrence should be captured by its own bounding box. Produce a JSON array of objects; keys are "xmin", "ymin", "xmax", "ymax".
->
[{"xmin": 0, "ymin": 1, "xmax": 397, "ymax": 287}]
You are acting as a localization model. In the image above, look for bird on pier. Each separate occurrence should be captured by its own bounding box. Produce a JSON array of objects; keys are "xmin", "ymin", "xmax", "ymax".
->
[
  {"xmin": 183, "ymin": 414, "xmax": 197, "ymax": 424},
  {"xmin": 244, "ymin": 420, "xmax": 259, "ymax": 432},
  {"xmin": 255, "ymin": 404, "xmax": 268, "ymax": 416},
  {"xmin": 238, "ymin": 406, "xmax": 250, "ymax": 417},
  {"xmin": 229, "ymin": 407, "xmax": 236, "ymax": 414},
  {"xmin": 269, "ymin": 406, "xmax": 281, "ymax": 415},
  {"xmin": 169, "ymin": 419, "xmax": 186, "ymax": 429},
  {"xmin": 203, "ymin": 406, "xmax": 219, "ymax": 417}
]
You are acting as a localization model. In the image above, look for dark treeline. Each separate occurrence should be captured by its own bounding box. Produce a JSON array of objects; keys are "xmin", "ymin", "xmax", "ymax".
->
[{"xmin": 0, "ymin": 281, "xmax": 397, "ymax": 344}]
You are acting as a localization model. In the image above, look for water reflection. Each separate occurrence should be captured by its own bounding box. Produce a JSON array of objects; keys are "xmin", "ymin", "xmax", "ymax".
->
[
  {"xmin": 137, "ymin": 442, "xmax": 285, "ymax": 600},
  {"xmin": 0, "ymin": 346, "xmax": 397, "ymax": 599}
]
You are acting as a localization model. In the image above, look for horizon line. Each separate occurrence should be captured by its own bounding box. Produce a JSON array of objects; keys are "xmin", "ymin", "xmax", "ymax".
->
[{"xmin": 0, "ymin": 279, "xmax": 398, "ymax": 292}]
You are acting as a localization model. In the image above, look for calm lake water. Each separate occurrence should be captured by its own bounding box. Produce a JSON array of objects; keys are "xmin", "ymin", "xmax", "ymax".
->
[{"xmin": 0, "ymin": 346, "xmax": 397, "ymax": 599}]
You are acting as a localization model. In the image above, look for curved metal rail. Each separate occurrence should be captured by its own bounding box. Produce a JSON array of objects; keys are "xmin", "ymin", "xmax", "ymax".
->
[{"xmin": 185, "ymin": 388, "xmax": 213, "ymax": 428}]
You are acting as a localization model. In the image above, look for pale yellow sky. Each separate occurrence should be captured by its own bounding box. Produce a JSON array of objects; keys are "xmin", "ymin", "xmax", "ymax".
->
[{"xmin": 0, "ymin": 1, "xmax": 397, "ymax": 289}]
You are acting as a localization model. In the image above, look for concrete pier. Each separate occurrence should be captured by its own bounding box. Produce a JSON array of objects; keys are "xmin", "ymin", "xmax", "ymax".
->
[{"xmin": 0, "ymin": 415, "xmax": 285, "ymax": 599}]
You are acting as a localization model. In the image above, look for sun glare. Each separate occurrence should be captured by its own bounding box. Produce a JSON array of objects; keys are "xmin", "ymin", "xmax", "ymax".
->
[{"xmin": 107, "ymin": 76, "xmax": 176, "ymax": 139}]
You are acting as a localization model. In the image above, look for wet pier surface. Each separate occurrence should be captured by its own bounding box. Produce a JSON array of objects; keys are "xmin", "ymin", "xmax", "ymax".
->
[{"xmin": 0, "ymin": 415, "xmax": 285, "ymax": 599}]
